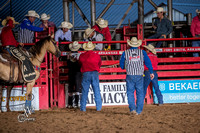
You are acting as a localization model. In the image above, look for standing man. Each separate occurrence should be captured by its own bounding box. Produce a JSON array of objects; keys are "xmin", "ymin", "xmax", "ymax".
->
[
  {"xmin": 143, "ymin": 44, "xmax": 163, "ymax": 105},
  {"xmin": 79, "ymin": 41, "xmax": 102, "ymax": 112},
  {"xmin": 120, "ymin": 37, "xmax": 154, "ymax": 115},
  {"xmin": 39, "ymin": 13, "xmax": 57, "ymax": 31},
  {"xmin": 148, "ymin": 7, "xmax": 173, "ymax": 48},
  {"xmin": 18, "ymin": 10, "xmax": 44, "ymax": 43},
  {"xmin": 92, "ymin": 18, "xmax": 112, "ymax": 50},
  {"xmin": 190, "ymin": 9, "xmax": 200, "ymax": 57},
  {"xmin": 83, "ymin": 28, "xmax": 103, "ymax": 50}
]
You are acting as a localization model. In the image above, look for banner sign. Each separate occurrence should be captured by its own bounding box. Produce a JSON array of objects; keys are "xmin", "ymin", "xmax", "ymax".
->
[
  {"xmin": 86, "ymin": 82, "xmax": 128, "ymax": 106},
  {"xmin": 1, "ymin": 87, "xmax": 39, "ymax": 112},
  {"xmin": 156, "ymin": 47, "xmax": 200, "ymax": 53},
  {"xmin": 154, "ymin": 80, "xmax": 200, "ymax": 103}
]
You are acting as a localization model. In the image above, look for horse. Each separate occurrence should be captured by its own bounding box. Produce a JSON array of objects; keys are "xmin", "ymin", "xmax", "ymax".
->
[{"xmin": 0, "ymin": 36, "xmax": 61, "ymax": 112}]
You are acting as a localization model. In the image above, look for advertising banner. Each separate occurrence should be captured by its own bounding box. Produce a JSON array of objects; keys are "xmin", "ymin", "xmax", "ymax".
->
[
  {"xmin": 1, "ymin": 87, "xmax": 39, "ymax": 112},
  {"xmin": 154, "ymin": 80, "xmax": 200, "ymax": 103},
  {"xmin": 87, "ymin": 82, "xmax": 128, "ymax": 106}
]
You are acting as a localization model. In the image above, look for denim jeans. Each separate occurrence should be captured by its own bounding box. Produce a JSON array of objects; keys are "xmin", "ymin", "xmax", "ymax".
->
[
  {"xmin": 148, "ymin": 34, "xmax": 164, "ymax": 48},
  {"xmin": 80, "ymin": 71, "xmax": 102, "ymax": 111},
  {"xmin": 126, "ymin": 75, "xmax": 144, "ymax": 114},
  {"xmin": 143, "ymin": 70, "xmax": 163, "ymax": 104},
  {"xmin": 192, "ymin": 37, "xmax": 200, "ymax": 57}
]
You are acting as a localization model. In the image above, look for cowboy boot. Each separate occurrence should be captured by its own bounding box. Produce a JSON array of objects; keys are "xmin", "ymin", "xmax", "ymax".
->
[
  {"xmin": 74, "ymin": 95, "xmax": 79, "ymax": 108},
  {"xmin": 68, "ymin": 96, "xmax": 73, "ymax": 109}
]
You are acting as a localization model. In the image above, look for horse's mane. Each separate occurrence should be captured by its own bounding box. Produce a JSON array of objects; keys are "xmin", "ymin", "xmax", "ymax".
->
[{"xmin": 29, "ymin": 36, "xmax": 51, "ymax": 57}]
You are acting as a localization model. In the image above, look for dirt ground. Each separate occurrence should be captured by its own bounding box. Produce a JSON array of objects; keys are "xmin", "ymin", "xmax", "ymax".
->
[{"xmin": 0, "ymin": 103, "xmax": 200, "ymax": 133}]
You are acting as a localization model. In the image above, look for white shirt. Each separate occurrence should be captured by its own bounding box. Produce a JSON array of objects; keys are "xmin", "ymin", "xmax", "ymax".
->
[
  {"xmin": 85, "ymin": 32, "xmax": 103, "ymax": 50},
  {"xmin": 55, "ymin": 29, "xmax": 72, "ymax": 42}
]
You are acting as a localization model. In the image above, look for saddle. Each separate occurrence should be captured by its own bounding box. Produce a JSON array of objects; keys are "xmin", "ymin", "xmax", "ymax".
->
[{"xmin": 0, "ymin": 47, "xmax": 36, "ymax": 83}]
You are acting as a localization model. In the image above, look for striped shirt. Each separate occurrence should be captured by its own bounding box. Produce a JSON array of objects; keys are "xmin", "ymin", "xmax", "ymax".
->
[
  {"xmin": 18, "ymin": 18, "xmax": 43, "ymax": 43},
  {"xmin": 120, "ymin": 47, "xmax": 153, "ymax": 75}
]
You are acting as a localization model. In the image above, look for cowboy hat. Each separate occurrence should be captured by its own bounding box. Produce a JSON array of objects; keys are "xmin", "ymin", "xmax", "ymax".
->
[
  {"xmin": 83, "ymin": 41, "xmax": 96, "ymax": 51},
  {"xmin": 69, "ymin": 41, "xmax": 81, "ymax": 51},
  {"xmin": 154, "ymin": 7, "xmax": 166, "ymax": 13},
  {"xmin": 59, "ymin": 21, "xmax": 73, "ymax": 29},
  {"xmin": 83, "ymin": 28, "xmax": 95, "ymax": 39},
  {"xmin": 127, "ymin": 37, "xmax": 142, "ymax": 47},
  {"xmin": 25, "ymin": 10, "xmax": 40, "ymax": 18},
  {"xmin": 41, "ymin": 13, "xmax": 50, "ymax": 20},
  {"xmin": 2, "ymin": 17, "xmax": 19, "ymax": 26},
  {"xmin": 96, "ymin": 18, "xmax": 108, "ymax": 28},
  {"xmin": 143, "ymin": 44, "xmax": 157, "ymax": 55},
  {"xmin": 196, "ymin": 9, "xmax": 200, "ymax": 14}
]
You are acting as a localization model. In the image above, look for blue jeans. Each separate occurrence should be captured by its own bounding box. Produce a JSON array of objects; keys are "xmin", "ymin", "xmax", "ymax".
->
[
  {"xmin": 80, "ymin": 71, "xmax": 102, "ymax": 111},
  {"xmin": 143, "ymin": 70, "xmax": 163, "ymax": 104},
  {"xmin": 192, "ymin": 37, "xmax": 200, "ymax": 57},
  {"xmin": 126, "ymin": 75, "xmax": 144, "ymax": 114},
  {"xmin": 148, "ymin": 34, "xmax": 164, "ymax": 48}
]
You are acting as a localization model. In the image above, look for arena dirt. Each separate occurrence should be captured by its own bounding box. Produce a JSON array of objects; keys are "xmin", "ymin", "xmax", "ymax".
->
[{"xmin": 0, "ymin": 103, "xmax": 200, "ymax": 133}]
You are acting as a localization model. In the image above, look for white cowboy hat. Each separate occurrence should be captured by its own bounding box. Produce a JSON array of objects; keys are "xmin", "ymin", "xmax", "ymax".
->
[
  {"xmin": 196, "ymin": 9, "xmax": 200, "ymax": 14},
  {"xmin": 25, "ymin": 10, "xmax": 40, "ymax": 18},
  {"xmin": 83, "ymin": 41, "xmax": 96, "ymax": 51},
  {"xmin": 59, "ymin": 21, "xmax": 73, "ymax": 29},
  {"xmin": 83, "ymin": 28, "xmax": 95, "ymax": 39},
  {"xmin": 154, "ymin": 7, "xmax": 166, "ymax": 13},
  {"xmin": 2, "ymin": 17, "xmax": 19, "ymax": 26},
  {"xmin": 143, "ymin": 44, "xmax": 156, "ymax": 55},
  {"xmin": 127, "ymin": 37, "xmax": 142, "ymax": 47},
  {"xmin": 96, "ymin": 18, "xmax": 108, "ymax": 28},
  {"xmin": 69, "ymin": 41, "xmax": 81, "ymax": 51},
  {"xmin": 41, "ymin": 13, "xmax": 50, "ymax": 20}
]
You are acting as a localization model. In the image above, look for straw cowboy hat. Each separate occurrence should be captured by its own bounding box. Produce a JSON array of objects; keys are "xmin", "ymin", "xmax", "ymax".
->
[
  {"xmin": 41, "ymin": 13, "xmax": 50, "ymax": 20},
  {"xmin": 127, "ymin": 37, "xmax": 142, "ymax": 47},
  {"xmin": 83, "ymin": 41, "xmax": 96, "ymax": 51},
  {"xmin": 196, "ymin": 9, "xmax": 200, "ymax": 14},
  {"xmin": 25, "ymin": 10, "xmax": 40, "ymax": 18},
  {"xmin": 154, "ymin": 7, "xmax": 166, "ymax": 13},
  {"xmin": 83, "ymin": 28, "xmax": 95, "ymax": 39},
  {"xmin": 96, "ymin": 18, "xmax": 108, "ymax": 28},
  {"xmin": 143, "ymin": 44, "xmax": 157, "ymax": 55},
  {"xmin": 2, "ymin": 17, "xmax": 19, "ymax": 26},
  {"xmin": 69, "ymin": 41, "xmax": 81, "ymax": 51},
  {"xmin": 59, "ymin": 21, "xmax": 73, "ymax": 29}
]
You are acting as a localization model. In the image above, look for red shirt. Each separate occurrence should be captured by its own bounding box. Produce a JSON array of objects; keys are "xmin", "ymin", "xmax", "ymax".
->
[
  {"xmin": 190, "ymin": 16, "xmax": 200, "ymax": 37},
  {"xmin": 0, "ymin": 19, "xmax": 18, "ymax": 47},
  {"xmin": 79, "ymin": 51, "xmax": 102, "ymax": 73},
  {"xmin": 144, "ymin": 52, "xmax": 158, "ymax": 70},
  {"xmin": 92, "ymin": 25, "xmax": 112, "ymax": 46}
]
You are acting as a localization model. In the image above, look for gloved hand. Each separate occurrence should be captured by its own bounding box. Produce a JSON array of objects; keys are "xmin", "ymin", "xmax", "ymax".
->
[{"xmin": 104, "ymin": 45, "xmax": 111, "ymax": 51}]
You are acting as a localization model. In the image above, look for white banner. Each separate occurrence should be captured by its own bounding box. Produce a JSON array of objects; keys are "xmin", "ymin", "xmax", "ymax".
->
[
  {"xmin": 87, "ymin": 82, "xmax": 128, "ymax": 107},
  {"xmin": 1, "ymin": 87, "xmax": 39, "ymax": 112}
]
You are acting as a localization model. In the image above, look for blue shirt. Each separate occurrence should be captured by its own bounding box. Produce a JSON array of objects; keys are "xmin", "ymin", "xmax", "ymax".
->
[
  {"xmin": 55, "ymin": 29, "xmax": 72, "ymax": 42},
  {"xmin": 120, "ymin": 47, "xmax": 153, "ymax": 74},
  {"xmin": 154, "ymin": 17, "xmax": 173, "ymax": 35},
  {"xmin": 20, "ymin": 18, "xmax": 43, "ymax": 32}
]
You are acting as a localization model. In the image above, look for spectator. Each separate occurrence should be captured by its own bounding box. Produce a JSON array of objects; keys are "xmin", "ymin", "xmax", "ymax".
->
[
  {"xmin": 83, "ymin": 28, "xmax": 103, "ymax": 50},
  {"xmin": 190, "ymin": 9, "xmax": 200, "ymax": 57},
  {"xmin": 143, "ymin": 44, "xmax": 163, "ymax": 105},
  {"xmin": 79, "ymin": 41, "xmax": 102, "ymax": 112},
  {"xmin": 18, "ymin": 10, "xmax": 44, "ymax": 43},
  {"xmin": 55, "ymin": 21, "xmax": 73, "ymax": 51},
  {"xmin": 92, "ymin": 18, "xmax": 112, "ymax": 50},
  {"xmin": 39, "ymin": 13, "xmax": 56, "ymax": 31},
  {"xmin": 120, "ymin": 37, "xmax": 154, "ymax": 115},
  {"xmin": 67, "ymin": 41, "xmax": 82, "ymax": 108},
  {"xmin": 148, "ymin": 7, "xmax": 173, "ymax": 48}
]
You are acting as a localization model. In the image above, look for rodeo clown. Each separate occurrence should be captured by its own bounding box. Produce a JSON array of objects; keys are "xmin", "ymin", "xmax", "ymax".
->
[
  {"xmin": 67, "ymin": 41, "xmax": 82, "ymax": 108},
  {"xmin": 120, "ymin": 37, "xmax": 154, "ymax": 115}
]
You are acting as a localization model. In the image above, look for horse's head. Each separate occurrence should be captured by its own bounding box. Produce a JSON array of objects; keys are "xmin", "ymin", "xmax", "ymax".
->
[{"xmin": 46, "ymin": 37, "xmax": 61, "ymax": 57}]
